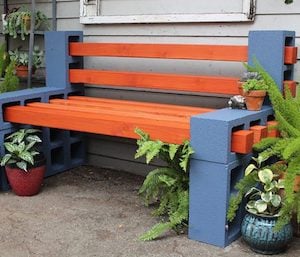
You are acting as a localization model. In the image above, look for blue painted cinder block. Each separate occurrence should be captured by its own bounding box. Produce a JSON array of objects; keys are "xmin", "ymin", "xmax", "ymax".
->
[
  {"xmin": 190, "ymin": 106, "xmax": 273, "ymax": 164},
  {"xmin": 45, "ymin": 31, "xmax": 83, "ymax": 89},
  {"xmin": 248, "ymin": 30, "xmax": 295, "ymax": 91},
  {"xmin": 188, "ymin": 154, "xmax": 252, "ymax": 247}
]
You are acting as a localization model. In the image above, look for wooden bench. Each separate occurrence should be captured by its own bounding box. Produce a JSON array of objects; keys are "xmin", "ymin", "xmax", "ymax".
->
[{"xmin": 1, "ymin": 30, "xmax": 298, "ymax": 247}]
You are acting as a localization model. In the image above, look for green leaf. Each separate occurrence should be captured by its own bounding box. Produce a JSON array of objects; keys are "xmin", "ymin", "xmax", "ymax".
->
[
  {"xmin": 27, "ymin": 135, "xmax": 42, "ymax": 143},
  {"xmin": 258, "ymin": 169, "xmax": 273, "ymax": 184},
  {"xmin": 158, "ymin": 175, "xmax": 176, "ymax": 186},
  {"xmin": 4, "ymin": 142, "xmax": 17, "ymax": 153},
  {"xmin": 271, "ymin": 194, "xmax": 281, "ymax": 208},
  {"xmin": 16, "ymin": 161, "xmax": 27, "ymax": 172},
  {"xmin": 168, "ymin": 144, "xmax": 179, "ymax": 160},
  {"xmin": 0, "ymin": 154, "xmax": 12, "ymax": 166},
  {"xmin": 277, "ymin": 179, "xmax": 285, "ymax": 189},
  {"xmin": 255, "ymin": 200, "xmax": 268, "ymax": 213},
  {"xmin": 19, "ymin": 151, "xmax": 34, "ymax": 165},
  {"xmin": 264, "ymin": 181, "xmax": 276, "ymax": 192},
  {"xmin": 261, "ymin": 191, "xmax": 272, "ymax": 202},
  {"xmin": 246, "ymin": 200, "xmax": 256, "ymax": 209},
  {"xmin": 25, "ymin": 141, "xmax": 36, "ymax": 151},
  {"xmin": 245, "ymin": 164, "xmax": 257, "ymax": 176}
]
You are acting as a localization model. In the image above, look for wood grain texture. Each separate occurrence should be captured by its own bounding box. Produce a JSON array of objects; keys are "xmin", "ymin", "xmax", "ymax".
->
[{"xmin": 69, "ymin": 69, "xmax": 240, "ymax": 95}]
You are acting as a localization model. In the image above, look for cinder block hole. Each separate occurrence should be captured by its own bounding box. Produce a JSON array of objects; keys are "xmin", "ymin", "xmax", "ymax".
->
[
  {"xmin": 69, "ymin": 36, "xmax": 81, "ymax": 43},
  {"xmin": 50, "ymin": 128, "xmax": 64, "ymax": 143},
  {"xmin": 71, "ymin": 141, "xmax": 84, "ymax": 160},
  {"xmin": 231, "ymin": 124, "xmax": 245, "ymax": 133},
  {"xmin": 267, "ymin": 115, "xmax": 275, "ymax": 121},
  {"xmin": 2, "ymin": 101, "xmax": 21, "ymax": 121},
  {"xmin": 49, "ymin": 94, "xmax": 64, "ymax": 100},
  {"xmin": 24, "ymin": 97, "xmax": 42, "ymax": 105},
  {"xmin": 69, "ymin": 62, "xmax": 82, "ymax": 69},
  {"xmin": 51, "ymin": 147, "xmax": 65, "ymax": 166},
  {"xmin": 284, "ymin": 68, "xmax": 293, "ymax": 81},
  {"xmin": 67, "ymin": 91, "xmax": 84, "ymax": 97},
  {"xmin": 230, "ymin": 165, "xmax": 244, "ymax": 194},
  {"xmin": 250, "ymin": 119, "xmax": 261, "ymax": 126},
  {"xmin": 285, "ymin": 36, "xmax": 294, "ymax": 46}
]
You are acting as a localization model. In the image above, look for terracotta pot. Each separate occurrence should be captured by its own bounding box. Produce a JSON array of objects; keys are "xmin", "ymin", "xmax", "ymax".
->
[
  {"xmin": 16, "ymin": 65, "xmax": 35, "ymax": 78},
  {"xmin": 5, "ymin": 159, "xmax": 46, "ymax": 196},
  {"xmin": 244, "ymin": 90, "xmax": 266, "ymax": 111}
]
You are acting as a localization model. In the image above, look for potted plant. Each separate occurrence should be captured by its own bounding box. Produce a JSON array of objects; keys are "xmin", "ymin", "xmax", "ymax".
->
[
  {"xmin": 227, "ymin": 157, "xmax": 293, "ymax": 254},
  {"xmin": 248, "ymin": 61, "xmax": 300, "ymax": 236},
  {"xmin": 0, "ymin": 128, "xmax": 46, "ymax": 196},
  {"xmin": 8, "ymin": 46, "xmax": 44, "ymax": 78},
  {"xmin": 241, "ymin": 71, "xmax": 268, "ymax": 111},
  {"xmin": 3, "ymin": 7, "xmax": 49, "ymax": 40}
]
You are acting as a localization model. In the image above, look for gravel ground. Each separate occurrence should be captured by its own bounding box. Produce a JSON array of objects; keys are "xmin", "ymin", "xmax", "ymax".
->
[{"xmin": 0, "ymin": 165, "xmax": 299, "ymax": 257}]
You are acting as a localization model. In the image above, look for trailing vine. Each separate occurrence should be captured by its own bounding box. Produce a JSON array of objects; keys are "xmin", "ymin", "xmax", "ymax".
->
[{"xmin": 134, "ymin": 128, "xmax": 194, "ymax": 240}]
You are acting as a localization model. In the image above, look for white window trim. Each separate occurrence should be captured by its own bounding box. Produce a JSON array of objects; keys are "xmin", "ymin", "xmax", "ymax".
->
[{"xmin": 80, "ymin": 0, "xmax": 256, "ymax": 24}]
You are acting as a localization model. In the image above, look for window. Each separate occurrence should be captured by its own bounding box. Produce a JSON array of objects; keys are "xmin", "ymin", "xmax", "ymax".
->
[{"xmin": 80, "ymin": 0, "xmax": 256, "ymax": 24}]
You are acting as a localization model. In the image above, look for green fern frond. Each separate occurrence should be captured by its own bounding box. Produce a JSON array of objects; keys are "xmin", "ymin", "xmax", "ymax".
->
[
  {"xmin": 139, "ymin": 222, "xmax": 173, "ymax": 241},
  {"xmin": 282, "ymin": 137, "xmax": 300, "ymax": 160}
]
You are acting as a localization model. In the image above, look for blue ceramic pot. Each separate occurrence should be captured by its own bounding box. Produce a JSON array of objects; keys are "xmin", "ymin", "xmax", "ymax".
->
[{"xmin": 241, "ymin": 211, "xmax": 293, "ymax": 255}]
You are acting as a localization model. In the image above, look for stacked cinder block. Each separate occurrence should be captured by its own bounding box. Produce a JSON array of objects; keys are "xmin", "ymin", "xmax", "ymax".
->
[
  {"xmin": 0, "ymin": 31, "xmax": 86, "ymax": 190},
  {"xmin": 188, "ymin": 31, "xmax": 297, "ymax": 247}
]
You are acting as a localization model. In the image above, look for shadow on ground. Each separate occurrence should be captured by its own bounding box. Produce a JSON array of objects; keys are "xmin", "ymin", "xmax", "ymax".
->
[{"xmin": 0, "ymin": 165, "xmax": 299, "ymax": 257}]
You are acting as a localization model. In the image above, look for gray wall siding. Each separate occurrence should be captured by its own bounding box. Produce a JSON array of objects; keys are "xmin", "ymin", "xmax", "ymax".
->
[{"xmin": 3, "ymin": 0, "xmax": 300, "ymax": 174}]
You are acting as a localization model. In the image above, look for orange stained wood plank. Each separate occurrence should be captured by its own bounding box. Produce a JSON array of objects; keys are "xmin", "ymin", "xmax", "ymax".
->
[
  {"xmin": 284, "ymin": 46, "xmax": 298, "ymax": 64},
  {"xmin": 284, "ymin": 80, "xmax": 297, "ymax": 97},
  {"xmin": 250, "ymin": 125, "xmax": 268, "ymax": 144},
  {"xmin": 69, "ymin": 43, "xmax": 296, "ymax": 64},
  {"xmin": 231, "ymin": 130, "xmax": 254, "ymax": 154},
  {"xmin": 50, "ymin": 98, "xmax": 214, "ymax": 117},
  {"xmin": 267, "ymin": 121, "xmax": 280, "ymax": 138},
  {"xmin": 27, "ymin": 102, "xmax": 189, "ymax": 123},
  {"xmin": 69, "ymin": 69, "xmax": 240, "ymax": 95},
  {"xmin": 4, "ymin": 106, "xmax": 189, "ymax": 144},
  {"xmin": 69, "ymin": 42, "xmax": 248, "ymax": 61}
]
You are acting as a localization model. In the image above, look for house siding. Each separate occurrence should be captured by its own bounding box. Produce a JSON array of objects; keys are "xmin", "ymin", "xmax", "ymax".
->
[{"xmin": 2, "ymin": 0, "xmax": 300, "ymax": 175}]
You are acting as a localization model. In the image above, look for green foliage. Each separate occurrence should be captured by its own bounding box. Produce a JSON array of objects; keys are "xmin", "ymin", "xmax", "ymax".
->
[
  {"xmin": 9, "ymin": 46, "xmax": 44, "ymax": 69},
  {"xmin": 242, "ymin": 78, "xmax": 268, "ymax": 92},
  {"xmin": 246, "ymin": 60, "xmax": 300, "ymax": 228},
  {"xmin": 135, "ymin": 128, "xmax": 194, "ymax": 240},
  {"xmin": 3, "ymin": 7, "xmax": 49, "ymax": 40},
  {"xmin": 227, "ymin": 158, "xmax": 284, "ymax": 222},
  {"xmin": 0, "ymin": 128, "xmax": 42, "ymax": 172},
  {"xmin": 0, "ymin": 61, "xmax": 20, "ymax": 93}
]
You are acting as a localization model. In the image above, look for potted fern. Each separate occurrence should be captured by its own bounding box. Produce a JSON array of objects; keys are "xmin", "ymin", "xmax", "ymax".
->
[
  {"xmin": 227, "ymin": 157, "xmax": 293, "ymax": 254},
  {"xmin": 0, "ymin": 128, "xmax": 46, "ymax": 196},
  {"xmin": 134, "ymin": 128, "xmax": 194, "ymax": 240}
]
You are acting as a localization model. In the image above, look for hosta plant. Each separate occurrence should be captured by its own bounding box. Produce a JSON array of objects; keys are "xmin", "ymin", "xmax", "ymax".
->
[
  {"xmin": 134, "ymin": 128, "xmax": 194, "ymax": 240},
  {"xmin": 1, "ymin": 128, "xmax": 42, "ymax": 172}
]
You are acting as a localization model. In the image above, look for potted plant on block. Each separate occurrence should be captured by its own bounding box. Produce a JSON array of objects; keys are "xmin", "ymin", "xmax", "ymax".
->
[
  {"xmin": 227, "ymin": 157, "xmax": 293, "ymax": 254},
  {"xmin": 8, "ymin": 46, "xmax": 44, "ymax": 78},
  {"xmin": 241, "ymin": 72, "xmax": 268, "ymax": 111},
  {"xmin": 3, "ymin": 7, "xmax": 49, "ymax": 40},
  {"xmin": 0, "ymin": 128, "xmax": 46, "ymax": 196}
]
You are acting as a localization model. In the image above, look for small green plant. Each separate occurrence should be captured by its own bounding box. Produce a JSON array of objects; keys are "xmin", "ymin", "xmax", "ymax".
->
[
  {"xmin": 242, "ymin": 78, "xmax": 268, "ymax": 92},
  {"xmin": 0, "ymin": 61, "xmax": 20, "ymax": 93},
  {"xmin": 3, "ymin": 7, "xmax": 49, "ymax": 40},
  {"xmin": 9, "ymin": 46, "xmax": 44, "ymax": 69},
  {"xmin": 0, "ymin": 128, "xmax": 42, "ymax": 172},
  {"xmin": 134, "ymin": 128, "xmax": 194, "ymax": 240},
  {"xmin": 227, "ymin": 157, "xmax": 284, "ymax": 222}
]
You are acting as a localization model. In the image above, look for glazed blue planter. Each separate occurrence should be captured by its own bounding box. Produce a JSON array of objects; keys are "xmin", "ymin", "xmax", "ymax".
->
[{"xmin": 241, "ymin": 212, "xmax": 293, "ymax": 255}]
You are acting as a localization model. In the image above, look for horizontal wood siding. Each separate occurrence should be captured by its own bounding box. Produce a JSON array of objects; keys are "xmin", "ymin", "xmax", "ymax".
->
[{"xmin": 3, "ymin": 0, "xmax": 300, "ymax": 175}]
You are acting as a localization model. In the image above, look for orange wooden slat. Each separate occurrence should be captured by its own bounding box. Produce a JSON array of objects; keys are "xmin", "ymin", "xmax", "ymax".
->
[
  {"xmin": 284, "ymin": 46, "xmax": 298, "ymax": 64},
  {"xmin": 69, "ymin": 69, "xmax": 240, "ymax": 95},
  {"xmin": 231, "ymin": 130, "xmax": 254, "ymax": 154},
  {"xmin": 69, "ymin": 43, "xmax": 296, "ymax": 64},
  {"xmin": 250, "ymin": 125, "xmax": 268, "ymax": 144},
  {"xmin": 50, "ymin": 98, "xmax": 214, "ymax": 117},
  {"xmin": 284, "ymin": 80, "xmax": 297, "ymax": 97},
  {"xmin": 69, "ymin": 42, "xmax": 248, "ymax": 62},
  {"xmin": 267, "ymin": 121, "xmax": 280, "ymax": 138},
  {"xmin": 28, "ymin": 102, "xmax": 190, "ymax": 123},
  {"xmin": 4, "ymin": 106, "xmax": 190, "ymax": 144}
]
